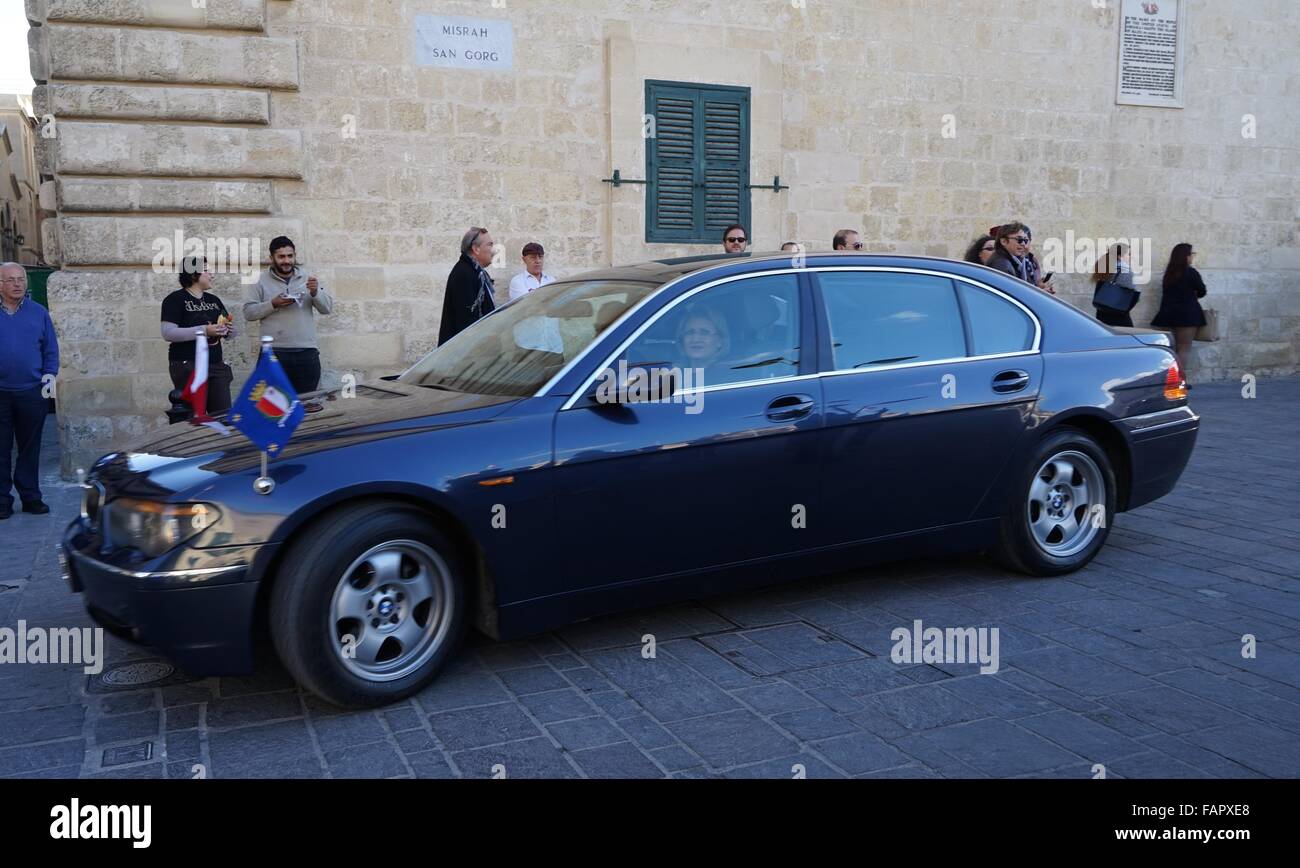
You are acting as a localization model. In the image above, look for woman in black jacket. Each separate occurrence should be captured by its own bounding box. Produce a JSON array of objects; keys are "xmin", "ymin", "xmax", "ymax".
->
[{"xmin": 1151, "ymin": 243, "xmax": 1206, "ymax": 383}]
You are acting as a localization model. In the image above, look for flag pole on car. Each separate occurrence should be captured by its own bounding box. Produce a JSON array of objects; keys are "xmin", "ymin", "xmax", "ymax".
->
[{"xmin": 230, "ymin": 335, "xmax": 307, "ymax": 496}]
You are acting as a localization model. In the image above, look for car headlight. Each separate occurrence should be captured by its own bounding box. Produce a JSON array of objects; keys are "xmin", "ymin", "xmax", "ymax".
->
[{"xmin": 104, "ymin": 499, "xmax": 220, "ymax": 558}]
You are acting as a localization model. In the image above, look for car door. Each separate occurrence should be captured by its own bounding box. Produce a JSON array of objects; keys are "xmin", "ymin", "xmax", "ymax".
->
[
  {"xmin": 813, "ymin": 268, "xmax": 1043, "ymax": 544},
  {"xmin": 548, "ymin": 271, "xmax": 823, "ymax": 595}
]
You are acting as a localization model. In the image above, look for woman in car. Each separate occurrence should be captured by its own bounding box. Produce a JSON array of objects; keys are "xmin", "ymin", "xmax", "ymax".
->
[{"xmin": 674, "ymin": 306, "xmax": 732, "ymax": 386}]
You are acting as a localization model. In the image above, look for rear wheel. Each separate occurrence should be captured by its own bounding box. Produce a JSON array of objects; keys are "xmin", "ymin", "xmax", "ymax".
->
[
  {"xmin": 269, "ymin": 502, "xmax": 468, "ymax": 708},
  {"xmin": 993, "ymin": 428, "xmax": 1116, "ymax": 576}
]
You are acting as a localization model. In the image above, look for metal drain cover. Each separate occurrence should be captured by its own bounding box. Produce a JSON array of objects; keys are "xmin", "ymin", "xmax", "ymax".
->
[
  {"xmin": 103, "ymin": 742, "xmax": 153, "ymax": 767},
  {"xmin": 88, "ymin": 659, "xmax": 196, "ymax": 693}
]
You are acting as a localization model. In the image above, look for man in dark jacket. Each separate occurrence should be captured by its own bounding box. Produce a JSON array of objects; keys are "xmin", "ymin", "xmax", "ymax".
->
[
  {"xmin": 438, "ymin": 227, "xmax": 498, "ymax": 345},
  {"xmin": 985, "ymin": 222, "xmax": 1051, "ymax": 293}
]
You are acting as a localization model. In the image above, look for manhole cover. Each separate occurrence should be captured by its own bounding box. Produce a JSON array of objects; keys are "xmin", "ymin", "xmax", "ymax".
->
[
  {"xmin": 88, "ymin": 659, "xmax": 197, "ymax": 693},
  {"xmin": 103, "ymin": 661, "xmax": 175, "ymax": 685}
]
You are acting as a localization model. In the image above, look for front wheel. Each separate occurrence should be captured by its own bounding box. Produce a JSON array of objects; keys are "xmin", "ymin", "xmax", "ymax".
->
[
  {"xmin": 269, "ymin": 502, "xmax": 469, "ymax": 708},
  {"xmin": 992, "ymin": 428, "xmax": 1117, "ymax": 576}
]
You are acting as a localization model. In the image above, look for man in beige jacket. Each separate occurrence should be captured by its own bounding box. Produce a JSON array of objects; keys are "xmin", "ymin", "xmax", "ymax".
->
[{"xmin": 242, "ymin": 236, "xmax": 333, "ymax": 396}]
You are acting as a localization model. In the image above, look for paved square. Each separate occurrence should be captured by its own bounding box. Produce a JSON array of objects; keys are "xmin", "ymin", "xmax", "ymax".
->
[{"xmin": 1, "ymin": 379, "xmax": 1297, "ymax": 778}]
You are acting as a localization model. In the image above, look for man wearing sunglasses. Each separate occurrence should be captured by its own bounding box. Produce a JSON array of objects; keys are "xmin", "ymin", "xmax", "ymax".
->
[
  {"xmin": 439, "ymin": 226, "xmax": 499, "ymax": 345},
  {"xmin": 722, "ymin": 224, "xmax": 749, "ymax": 255},
  {"xmin": 987, "ymin": 222, "xmax": 1056, "ymax": 294},
  {"xmin": 832, "ymin": 229, "xmax": 863, "ymax": 252}
]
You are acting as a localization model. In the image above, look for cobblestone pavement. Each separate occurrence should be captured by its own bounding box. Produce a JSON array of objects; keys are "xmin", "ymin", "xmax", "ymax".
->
[{"xmin": 2, "ymin": 379, "xmax": 1298, "ymax": 779}]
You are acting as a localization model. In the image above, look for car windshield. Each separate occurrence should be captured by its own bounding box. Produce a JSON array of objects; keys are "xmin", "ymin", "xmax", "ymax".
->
[{"xmin": 398, "ymin": 280, "xmax": 659, "ymax": 396}]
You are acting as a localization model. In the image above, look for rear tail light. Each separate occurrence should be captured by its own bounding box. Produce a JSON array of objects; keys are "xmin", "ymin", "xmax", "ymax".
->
[{"xmin": 1164, "ymin": 359, "xmax": 1187, "ymax": 400}]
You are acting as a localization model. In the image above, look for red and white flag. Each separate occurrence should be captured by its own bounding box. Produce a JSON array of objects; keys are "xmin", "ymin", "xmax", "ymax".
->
[{"xmin": 181, "ymin": 328, "xmax": 209, "ymax": 422}]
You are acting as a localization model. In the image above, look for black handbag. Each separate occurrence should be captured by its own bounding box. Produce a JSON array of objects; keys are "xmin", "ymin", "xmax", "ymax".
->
[{"xmin": 1093, "ymin": 280, "xmax": 1138, "ymax": 313}]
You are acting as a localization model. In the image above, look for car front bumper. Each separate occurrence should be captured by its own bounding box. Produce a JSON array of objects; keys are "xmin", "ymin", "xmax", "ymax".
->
[{"xmin": 62, "ymin": 521, "xmax": 266, "ymax": 676}]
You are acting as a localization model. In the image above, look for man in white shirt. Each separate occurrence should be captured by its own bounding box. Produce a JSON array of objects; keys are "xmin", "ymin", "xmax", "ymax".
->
[{"xmin": 508, "ymin": 242, "xmax": 555, "ymax": 302}]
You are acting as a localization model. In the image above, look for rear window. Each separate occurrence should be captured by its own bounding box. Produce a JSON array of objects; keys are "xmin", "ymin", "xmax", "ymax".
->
[
  {"xmin": 818, "ymin": 271, "xmax": 966, "ymax": 370},
  {"xmin": 960, "ymin": 283, "xmax": 1035, "ymax": 356}
]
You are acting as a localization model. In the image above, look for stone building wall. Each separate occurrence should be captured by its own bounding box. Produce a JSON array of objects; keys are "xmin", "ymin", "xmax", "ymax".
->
[{"xmin": 24, "ymin": 0, "xmax": 1300, "ymax": 474}]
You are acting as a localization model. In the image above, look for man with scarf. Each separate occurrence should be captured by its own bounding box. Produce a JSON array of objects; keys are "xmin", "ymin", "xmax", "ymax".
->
[
  {"xmin": 438, "ymin": 227, "xmax": 499, "ymax": 345},
  {"xmin": 986, "ymin": 222, "xmax": 1055, "ymax": 294}
]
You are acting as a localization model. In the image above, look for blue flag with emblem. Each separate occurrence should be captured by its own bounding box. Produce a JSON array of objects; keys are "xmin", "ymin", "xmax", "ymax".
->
[{"xmin": 229, "ymin": 340, "xmax": 305, "ymax": 455}]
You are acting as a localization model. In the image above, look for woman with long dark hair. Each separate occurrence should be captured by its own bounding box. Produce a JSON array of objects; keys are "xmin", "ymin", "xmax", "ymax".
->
[
  {"xmin": 1091, "ymin": 243, "xmax": 1138, "ymax": 328},
  {"xmin": 964, "ymin": 234, "xmax": 996, "ymax": 265},
  {"xmin": 1151, "ymin": 243, "xmax": 1206, "ymax": 383}
]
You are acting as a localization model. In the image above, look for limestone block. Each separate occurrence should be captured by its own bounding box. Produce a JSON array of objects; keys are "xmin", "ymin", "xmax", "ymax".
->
[
  {"xmin": 56, "ymin": 375, "xmax": 136, "ymax": 414},
  {"xmin": 58, "ymin": 178, "xmax": 274, "ymax": 213},
  {"xmin": 45, "ymin": 84, "xmax": 270, "ymax": 124},
  {"xmin": 55, "ymin": 123, "xmax": 303, "ymax": 178},
  {"xmin": 57, "ymin": 215, "xmax": 305, "ymax": 268},
  {"xmin": 318, "ymin": 334, "xmax": 405, "ymax": 370},
  {"xmin": 45, "ymin": 0, "xmax": 265, "ymax": 31},
  {"xmin": 46, "ymin": 25, "xmax": 299, "ymax": 89},
  {"xmin": 58, "ymin": 413, "xmax": 113, "ymax": 477},
  {"xmin": 27, "ymin": 24, "xmax": 47, "ymax": 82}
]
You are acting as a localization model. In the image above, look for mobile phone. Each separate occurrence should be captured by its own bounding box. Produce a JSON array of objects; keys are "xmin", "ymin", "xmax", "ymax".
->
[{"xmin": 1043, "ymin": 272, "xmax": 1055, "ymax": 282}]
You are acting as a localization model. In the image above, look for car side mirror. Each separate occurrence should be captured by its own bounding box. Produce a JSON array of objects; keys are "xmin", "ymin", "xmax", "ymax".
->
[{"xmin": 586, "ymin": 360, "xmax": 677, "ymax": 407}]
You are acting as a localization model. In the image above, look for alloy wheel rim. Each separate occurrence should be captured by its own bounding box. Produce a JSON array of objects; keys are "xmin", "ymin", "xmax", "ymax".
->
[
  {"xmin": 1026, "ymin": 450, "xmax": 1106, "ymax": 558},
  {"xmin": 328, "ymin": 540, "xmax": 453, "ymax": 682}
]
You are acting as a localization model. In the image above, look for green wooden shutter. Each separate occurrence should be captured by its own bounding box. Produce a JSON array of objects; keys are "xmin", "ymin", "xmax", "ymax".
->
[{"xmin": 646, "ymin": 81, "xmax": 750, "ymax": 244}]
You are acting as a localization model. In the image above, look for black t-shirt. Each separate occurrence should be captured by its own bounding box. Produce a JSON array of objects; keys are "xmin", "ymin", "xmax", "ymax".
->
[{"xmin": 161, "ymin": 289, "xmax": 229, "ymax": 364}]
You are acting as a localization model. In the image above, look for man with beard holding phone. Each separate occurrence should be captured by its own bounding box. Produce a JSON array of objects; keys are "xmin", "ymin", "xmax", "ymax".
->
[{"xmin": 243, "ymin": 236, "xmax": 333, "ymax": 407}]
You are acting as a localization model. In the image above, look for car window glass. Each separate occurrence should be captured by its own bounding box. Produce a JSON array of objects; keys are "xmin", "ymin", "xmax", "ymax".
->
[
  {"xmin": 959, "ymin": 283, "xmax": 1035, "ymax": 356},
  {"xmin": 619, "ymin": 273, "xmax": 801, "ymax": 390},
  {"xmin": 399, "ymin": 280, "xmax": 658, "ymax": 396},
  {"xmin": 818, "ymin": 271, "xmax": 966, "ymax": 370}
]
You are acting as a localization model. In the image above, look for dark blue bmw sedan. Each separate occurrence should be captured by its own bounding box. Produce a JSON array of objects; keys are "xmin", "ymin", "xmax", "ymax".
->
[{"xmin": 63, "ymin": 254, "xmax": 1199, "ymax": 707}]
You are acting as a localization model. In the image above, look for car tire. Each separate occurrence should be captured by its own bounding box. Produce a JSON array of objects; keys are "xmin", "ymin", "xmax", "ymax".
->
[
  {"xmin": 269, "ymin": 501, "xmax": 469, "ymax": 708},
  {"xmin": 992, "ymin": 427, "xmax": 1117, "ymax": 576}
]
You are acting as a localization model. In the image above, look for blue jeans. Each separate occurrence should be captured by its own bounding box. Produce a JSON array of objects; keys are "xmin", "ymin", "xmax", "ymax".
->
[{"xmin": 0, "ymin": 385, "xmax": 49, "ymax": 507}]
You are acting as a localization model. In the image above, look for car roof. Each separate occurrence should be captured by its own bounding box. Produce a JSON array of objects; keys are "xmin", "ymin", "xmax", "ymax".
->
[{"xmin": 556, "ymin": 252, "xmax": 1005, "ymax": 286}]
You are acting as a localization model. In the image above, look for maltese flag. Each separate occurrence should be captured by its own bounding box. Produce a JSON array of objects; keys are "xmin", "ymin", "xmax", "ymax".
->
[{"xmin": 181, "ymin": 329, "xmax": 210, "ymax": 422}]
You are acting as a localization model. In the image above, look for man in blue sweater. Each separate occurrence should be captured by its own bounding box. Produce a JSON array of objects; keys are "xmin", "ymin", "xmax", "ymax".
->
[{"xmin": 0, "ymin": 263, "xmax": 59, "ymax": 520}]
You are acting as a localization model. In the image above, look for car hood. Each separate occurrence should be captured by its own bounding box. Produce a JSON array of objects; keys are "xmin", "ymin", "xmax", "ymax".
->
[{"xmin": 90, "ymin": 382, "xmax": 520, "ymax": 497}]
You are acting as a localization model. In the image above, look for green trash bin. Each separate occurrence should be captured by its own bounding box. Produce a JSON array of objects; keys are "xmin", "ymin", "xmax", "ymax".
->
[{"xmin": 24, "ymin": 266, "xmax": 55, "ymax": 308}]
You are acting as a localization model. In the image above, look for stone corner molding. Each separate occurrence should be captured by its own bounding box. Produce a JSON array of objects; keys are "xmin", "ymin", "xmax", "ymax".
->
[{"xmin": 27, "ymin": 25, "xmax": 49, "ymax": 84}]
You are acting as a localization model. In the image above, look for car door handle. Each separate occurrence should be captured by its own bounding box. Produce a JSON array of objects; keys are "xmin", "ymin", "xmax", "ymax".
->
[
  {"xmin": 992, "ymin": 370, "xmax": 1031, "ymax": 394},
  {"xmin": 766, "ymin": 394, "xmax": 815, "ymax": 421}
]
